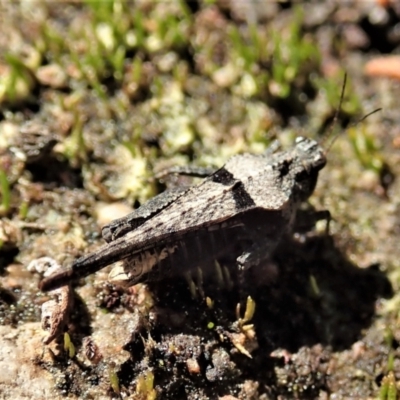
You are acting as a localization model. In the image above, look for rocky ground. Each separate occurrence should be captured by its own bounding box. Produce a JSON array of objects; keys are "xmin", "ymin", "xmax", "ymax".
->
[{"xmin": 1, "ymin": 1, "xmax": 400, "ymax": 399}]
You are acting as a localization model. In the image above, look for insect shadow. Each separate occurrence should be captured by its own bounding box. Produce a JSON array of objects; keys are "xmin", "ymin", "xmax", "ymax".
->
[
  {"xmin": 258, "ymin": 232, "xmax": 393, "ymax": 352},
  {"xmin": 146, "ymin": 227, "xmax": 392, "ymax": 354},
  {"xmin": 110, "ymin": 227, "xmax": 392, "ymax": 399}
]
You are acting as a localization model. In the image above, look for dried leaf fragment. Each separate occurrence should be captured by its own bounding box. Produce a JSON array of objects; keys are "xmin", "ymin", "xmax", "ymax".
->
[{"xmin": 34, "ymin": 257, "xmax": 73, "ymax": 344}]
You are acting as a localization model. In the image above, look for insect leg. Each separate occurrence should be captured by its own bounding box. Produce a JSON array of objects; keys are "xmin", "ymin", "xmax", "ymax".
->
[
  {"xmin": 294, "ymin": 209, "xmax": 331, "ymax": 235},
  {"xmin": 236, "ymin": 240, "xmax": 277, "ymax": 271},
  {"xmin": 262, "ymin": 140, "xmax": 281, "ymax": 157}
]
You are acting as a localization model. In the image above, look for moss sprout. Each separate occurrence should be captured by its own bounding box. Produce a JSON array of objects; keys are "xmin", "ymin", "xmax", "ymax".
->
[
  {"xmin": 109, "ymin": 365, "xmax": 120, "ymax": 395},
  {"xmin": 0, "ymin": 168, "xmax": 11, "ymax": 216},
  {"xmin": 135, "ymin": 370, "xmax": 157, "ymax": 400},
  {"xmin": 63, "ymin": 332, "xmax": 75, "ymax": 359},
  {"xmin": 380, "ymin": 371, "xmax": 398, "ymax": 400}
]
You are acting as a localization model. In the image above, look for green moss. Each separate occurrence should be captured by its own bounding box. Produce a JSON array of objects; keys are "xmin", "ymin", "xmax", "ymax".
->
[
  {"xmin": 0, "ymin": 54, "xmax": 37, "ymax": 106},
  {"xmin": 62, "ymin": 113, "xmax": 87, "ymax": 167},
  {"xmin": 348, "ymin": 124, "xmax": 384, "ymax": 176},
  {"xmin": 135, "ymin": 370, "xmax": 157, "ymax": 400},
  {"xmin": 309, "ymin": 274, "xmax": 321, "ymax": 298},
  {"xmin": 237, "ymin": 296, "xmax": 256, "ymax": 328},
  {"xmin": 0, "ymin": 168, "xmax": 11, "ymax": 216},
  {"xmin": 380, "ymin": 371, "xmax": 398, "ymax": 400},
  {"xmin": 269, "ymin": 7, "xmax": 320, "ymax": 98},
  {"xmin": 109, "ymin": 366, "xmax": 120, "ymax": 395},
  {"xmin": 63, "ymin": 332, "xmax": 76, "ymax": 359}
]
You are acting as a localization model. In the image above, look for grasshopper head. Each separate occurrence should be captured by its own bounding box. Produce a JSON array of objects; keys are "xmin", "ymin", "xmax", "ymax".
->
[{"xmin": 288, "ymin": 136, "xmax": 327, "ymax": 203}]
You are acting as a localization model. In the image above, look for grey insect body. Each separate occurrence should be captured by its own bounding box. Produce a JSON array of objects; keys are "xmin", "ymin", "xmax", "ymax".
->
[{"xmin": 39, "ymin": 136, "xmax": 326, "ymax": 292}]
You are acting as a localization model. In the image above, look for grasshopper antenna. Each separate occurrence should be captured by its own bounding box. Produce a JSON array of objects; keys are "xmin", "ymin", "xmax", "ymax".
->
[
  {"xmin": 319, "ymin": 73, "xmax": 347, "ymax": 153},
  {"xmin": 320, "ymin": 73, "xmax": 381, "ymax": 153}
]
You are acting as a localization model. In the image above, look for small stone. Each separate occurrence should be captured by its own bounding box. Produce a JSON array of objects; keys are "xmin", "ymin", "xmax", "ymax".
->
[
  {"xmin": 36, "ymin": 64, "xmax": 67, "ymax": 88},
  {"xmin": 96, "ymin": 202, "xmax": 134, "ymax": 227},
  {"xmin": 186, "ymin": 358, "xmax": 201, "ymax": 375}
]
